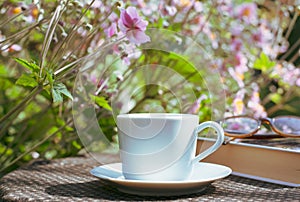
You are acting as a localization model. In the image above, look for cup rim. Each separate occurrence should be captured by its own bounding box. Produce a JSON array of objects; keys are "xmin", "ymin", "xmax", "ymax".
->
[{"xmin": 117, "ymin": 113, "xmax": 198, "ymax": 120}]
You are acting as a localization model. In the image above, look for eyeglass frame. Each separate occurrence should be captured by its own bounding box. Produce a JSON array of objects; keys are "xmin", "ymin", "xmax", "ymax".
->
[{"xmin": 220, "ymin": 115, "xmax": 300, "ymax": 139}]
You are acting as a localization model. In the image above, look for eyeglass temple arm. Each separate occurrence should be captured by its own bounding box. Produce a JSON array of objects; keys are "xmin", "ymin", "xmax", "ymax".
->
[
  {"xmin": 223, "ymin": 137, "xmax": 235, "ymax": 145},
  {"xmin": 259, "ymin": 117, "xmax": 285, "ymax": 137}
]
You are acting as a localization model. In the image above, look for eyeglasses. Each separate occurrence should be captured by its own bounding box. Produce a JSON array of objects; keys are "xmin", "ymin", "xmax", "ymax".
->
[{"xmin": 220, "ymin": 115, "xmax": 300, "ymax": 139}]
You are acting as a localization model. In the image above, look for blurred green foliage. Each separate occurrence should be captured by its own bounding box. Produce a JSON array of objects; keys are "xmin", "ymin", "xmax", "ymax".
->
[{"xmin": 0, "ymin": 0, "xmax": 300, "ymax": 177}]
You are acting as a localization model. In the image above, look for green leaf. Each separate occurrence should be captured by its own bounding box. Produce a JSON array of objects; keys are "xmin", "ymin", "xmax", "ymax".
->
[
  {"xmin": 45, "ymin": 149, "xmax": 57, "ymax": 160},
  {"xmin": 169, "ymin": 22, "xmax": 183, "ymax": 32},
  {"xmin": 46, "ymin": 70, "xmax": 54, "ymax": 86},
  {"xmin": 253, "ymin": 53, "xmax": 276, "ymax": 72},
  {"xmin": 57, "ymin": 84, "xmax": 73, "ymax": 100},
  {"xmin": 14, "ymin": 58, "xmax": 40, "ymax": 73},
  {"xmin": 234, "ymin": 0, "xmax": 253, "ymax": 4},
  {"xmin": 0, "ymin": 64, "xmax": 7, "ymax": 75},
  {"xmin": 91, "ymin": 95, "xmax": 112, "ymax": 111},
  {"xmin": 157, "ymin": 17, "xmax": 164, "ymax": 28},
  {"xmin": 72, "ymin": 140, "xmax": 82, "ymax": 149},
  {"xmin": 32, "ymin": 32, "xmax": 44, "ymax": 41},
  {"xmin": 51, "ymin": 83, "xmax": 73, "ymax": 103},
  {"xmin": 269, "ymin": 93, "xmax": 282, "ymax": 104},
  {"xmin": 51, "ymin": 87, "xmax": 63, "ymax": 103},
  {"xmin": 16, "ymin": 73, "xmax": 38, "ymax": 87}
]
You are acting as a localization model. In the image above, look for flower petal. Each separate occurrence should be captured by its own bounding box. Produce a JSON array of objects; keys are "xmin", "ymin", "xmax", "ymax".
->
[
  {"xmin": 126, "ymin": 6, "xmax": 139, "ymax": 19},
  {"xmin": 135, "ymin": 19, "xmax": 148, "ymax": 31},
  {"xmin": 126, "ymin": 29, "xmax": 150, "ymax": 45},
  {"xmin": 120, "ymin": 8, "xmax": 134, "ymax": 28},
  {"xmin": 105, "ymin": 23, "xmax": 117, "ymax": 37},
  {"xmin": 118, "ymin": 18, "xmax": 127, "ymax": 33}
]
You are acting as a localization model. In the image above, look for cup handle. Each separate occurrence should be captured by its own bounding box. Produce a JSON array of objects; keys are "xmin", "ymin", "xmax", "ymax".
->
[{"xmin": 192, "ymin": 121, "xmax": 224, "ymax": 164}]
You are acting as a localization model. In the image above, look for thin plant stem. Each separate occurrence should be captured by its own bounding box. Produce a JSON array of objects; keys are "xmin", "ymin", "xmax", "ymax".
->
[
  {"xmin": 279, "ymin": 37, "xmax": 300, "ymax": 61},
  {"xmin": 0, "ymin": 123, "xmax": 27, "ymax": 160},
  {"xmin": 39, "ymin": 3, "xmax": 65, "ymax": 77},
  {"xmin": 51, "ymin": 0, "xmax": 96, "ymax": 67},
  {"xmin": 54, "ymin": 55, "xmax": 88, "ymax": 76},
  {"xmin": 0, "ymin": 86, "xmax": 42, "ymax": 124},
  {"xmin": 0, "ymin": 20, "xmax": 43, "ymax": 45},
  {"xmin": 0, "ymin": 10, "xmax": 26, "ymax": 27},
  {"xmin": 181, "ymin": 4, "xmax": 193, "ymax": 29},
  {"xmin": 271, "ymin": 1, "xmax": 282, "ymax": 49},
  {"xmin": 0, "ymin": 119, "xmax": 73, "ymax": 173},
  {"xmin": 284, "ymin": 11, "xmax": 298, "ymax": 40},
  {"xmin": 289, "ymin": 49, "xmax": 300, "ymax": 64},
  {"xmin": 0, "ymin": 113, "xmax": 19, "ymax": 141},
  {"xmin": 194, "ymin": 1, "xmax": 215, "ymax": 37},
  {"xmin": 266, "ymin": 86, "xmax": 295, "ymax": 115},
  {"xmin": 54, "ymin": 36, "xmax": 126, "ymax": 77},
  {"xmin": 52, "ymin": 32, "xmax": 101, "ymax": 72},
  {"xmin": 53, "ymin": 1, "xmax": 117, "ymax": 72},
  {"xmin": 0, "ymin": 105, "xmax": 51, "ymax": 162},
  {"xmin": 0, "ymin": 86, "xmax": 43, "ymax": 139},
  {"xmin": 58, "ymin": 72, "xmax": 77, "ymax": 83}
]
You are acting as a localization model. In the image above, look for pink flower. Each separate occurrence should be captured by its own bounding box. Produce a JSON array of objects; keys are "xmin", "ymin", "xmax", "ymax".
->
[
  {"xmin": 228, "ymin": 67, "xmax": 244, "ymax": 88},
  {"xmin": 90, "ymin": 0, "xmax": 102, "ymax": 8},
  {"xmin": 232, "ymin": 90, "xmax": 245, "ymax": 115},
  {"xmin": 194, "ymin": 1, "xmax": 203, "ymax": 13},
  {"xmin": 188, "ymin": 95, "xmax": 207, "ymax": 114},
  {"xmin": 108, "ymin": 12, "xmax": 119, "ymax": 22},
  {"xmin": 228, "ymin": 53, "xmax": 248, "ymax": 88},
  {"xmin": 165, "ymin": 6, "xmax": 177, "ymax": 16},
  {"xmin": 1, "ymin": 44, "xmax": 22, "ymax": 56},
  {"xmin": 247, "ymin": 91, "xmax": 267, "ymax": 118},
  {"xmin": 230, "ymin": 37, "xmax": 243, "ymax": 52},
  {"xmin": 296, "ymin": 78, "xmax": 300, "ymax": 87},
  {"xmin": 217, "ymin": 0, "xmax": 233, "ymax": 15},
  {"xmin": 105, "ymin": 23, "xmax": 117, "ymax": 37},
  {"xmin": 230, "ymin": 23, "xmax": 244, "ymax": 36},
  {"xmin": 118, "ymin": 6, "xmax": 150, "ymax": 45},
  {"xmin": 234, "ymin": 52, "xmax": 248, "ymax": 73},
  {"xmin": 138, "ymin": 1, "xmax": 158, "ymax": 16},
  {"xmin": 235, "ymin": 3, "xmax": 257, "ymax": 24},
  {"xmin": 251, "ymin": 22, "xmax": 273, "ymax": 47},
  {"xmin": 9, "ymin": 44, "xmax": 22, "ymax": 52}
]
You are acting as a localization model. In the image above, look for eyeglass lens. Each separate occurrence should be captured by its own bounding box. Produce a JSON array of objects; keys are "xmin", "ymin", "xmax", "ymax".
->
[
  {"xmin": 222, "ymin": 117, "xmax": 259, "ymax": 136},
  {"xmin": 273, "ymin": 117, "xmax": 300, "ymax": 136}
]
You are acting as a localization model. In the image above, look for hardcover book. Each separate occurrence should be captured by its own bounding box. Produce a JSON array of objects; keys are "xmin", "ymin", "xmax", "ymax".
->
[{"xmin": 197, "ymin": 137, "xmax": 300, "ymax": 187}]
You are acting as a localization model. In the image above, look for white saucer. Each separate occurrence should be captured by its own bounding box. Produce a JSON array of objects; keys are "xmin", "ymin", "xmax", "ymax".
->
[{"xmin": 90, "ymin": 162, "xmax": 232, "ymax": 196}]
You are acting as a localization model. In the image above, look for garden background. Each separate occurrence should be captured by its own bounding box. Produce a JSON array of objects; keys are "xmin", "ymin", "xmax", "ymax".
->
[{"xmin": 0, "ymin": 0, "xmax": 299, "ymax": 176}]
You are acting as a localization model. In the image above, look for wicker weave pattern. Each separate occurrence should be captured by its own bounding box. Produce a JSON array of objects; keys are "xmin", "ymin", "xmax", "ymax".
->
[{"xmin": 0, "ymin": 154, "xmax": 299, "ymax": 201}]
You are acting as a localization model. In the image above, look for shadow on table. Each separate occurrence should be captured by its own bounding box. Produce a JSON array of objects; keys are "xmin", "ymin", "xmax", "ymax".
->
[{"xmin": 45, "ymin": 180, "xmax": 216, "ymax": 200}]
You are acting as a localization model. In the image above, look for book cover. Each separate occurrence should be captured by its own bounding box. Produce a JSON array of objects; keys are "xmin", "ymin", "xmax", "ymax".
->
[{"xmin": 197, "ymin": 137, "xmax": 300, "ymax": 187}]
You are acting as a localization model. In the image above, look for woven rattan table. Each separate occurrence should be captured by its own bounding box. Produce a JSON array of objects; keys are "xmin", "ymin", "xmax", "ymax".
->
[{"xmin": 0, "ymin": 153, "xmax": 299, "ymax": 201}]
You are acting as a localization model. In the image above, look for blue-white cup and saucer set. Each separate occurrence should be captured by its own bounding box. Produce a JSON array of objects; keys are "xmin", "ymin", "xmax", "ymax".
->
[{"xmin": 90, "ymin": 113, "xmax": 232, "ymax": 196}]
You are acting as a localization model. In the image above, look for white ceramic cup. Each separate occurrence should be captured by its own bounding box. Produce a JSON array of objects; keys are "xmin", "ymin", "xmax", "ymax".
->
[{"xmin": 117, "ymin": 113, "xmax": 224, "ymax": 181}]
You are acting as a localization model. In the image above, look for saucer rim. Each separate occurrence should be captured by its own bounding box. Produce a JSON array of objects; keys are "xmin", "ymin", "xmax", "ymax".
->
[{"xmin": 90, "ymin": 162, "xmax": 232, "ymax": 184}]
